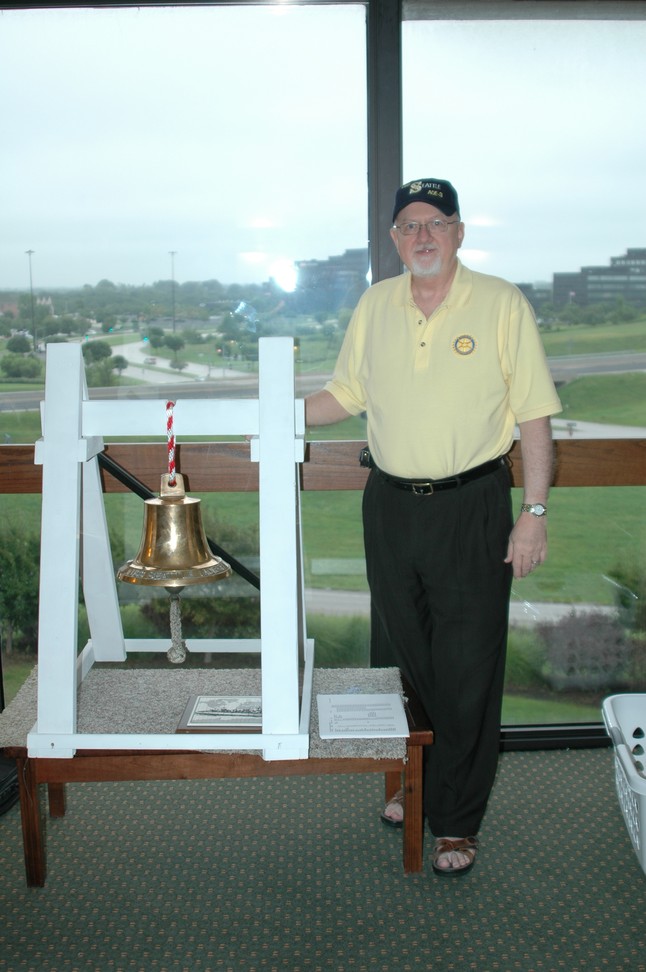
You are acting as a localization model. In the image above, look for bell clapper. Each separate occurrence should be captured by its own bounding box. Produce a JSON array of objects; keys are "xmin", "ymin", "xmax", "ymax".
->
[{"xmin": 167, "ymin": 588, "xmax": 188, "ymax": 664}]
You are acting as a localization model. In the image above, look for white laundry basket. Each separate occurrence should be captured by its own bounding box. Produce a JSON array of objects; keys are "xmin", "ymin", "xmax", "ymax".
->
[{"xmin": 602, "ymin": 694, "xmax": 646, "ymax": 874}]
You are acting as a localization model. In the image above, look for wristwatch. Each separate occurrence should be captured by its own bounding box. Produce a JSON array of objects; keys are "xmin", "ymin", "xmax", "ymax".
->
[{"xmin": 520, "ymin": 503, "xmax": 547, "ymax": 517}]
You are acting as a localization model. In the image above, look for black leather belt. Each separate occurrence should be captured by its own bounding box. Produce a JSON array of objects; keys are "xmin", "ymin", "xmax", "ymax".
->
[{"xmin": 374, "ymin": 457, "xmax": 505, "ymax": 495}]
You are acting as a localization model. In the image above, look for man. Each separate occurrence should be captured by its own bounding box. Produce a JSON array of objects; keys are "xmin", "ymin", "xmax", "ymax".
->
[{"xmin": 305, "ymin": 178, "xmax": 561, "ymax": 876}]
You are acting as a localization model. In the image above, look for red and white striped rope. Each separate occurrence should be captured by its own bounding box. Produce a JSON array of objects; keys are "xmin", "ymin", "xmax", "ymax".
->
[{"xmin": 166, "ymin": 400, "xmax": 176, "ymax": 485}]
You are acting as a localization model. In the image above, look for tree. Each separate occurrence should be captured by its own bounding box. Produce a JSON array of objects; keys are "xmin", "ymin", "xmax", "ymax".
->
[
  {"xmin": 82, "ymin": 339, "xmax": 112, "ymax": 364},
  {"xmin": 558, "ymin": 302, "xmax": 584, "ymax": 326},
  {"xmin": 101, "ymin": 315, "xmax": 117, "ymax": 333},
  {"xmin": 609, "ymin": 297, "xmax": 639, "ymax": 324},
  {"xmin": 6, "ymin": 334, "xmax": 31, "ymax": 353},
  {"xmin": 85, "ymin": 359, "xmax": 115, "ymax": 387},
  {"xmin": 148, "ymin": 327, "xmax": 166, "ymax": 350},
  {"xmin": 219, "ymin": 313, "xmax": 243, "ymax": 341},
  {"xmin": 164, "ymin": 334, "xmax": 185, "ymax": 362},
  {"xmin": 111, "ymin": 354, "xmax": 128, "ymax": 376}
]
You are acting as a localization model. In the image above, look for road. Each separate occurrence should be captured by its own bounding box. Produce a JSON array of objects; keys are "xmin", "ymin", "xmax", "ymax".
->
[
  {"xmin": 548, "ymin": 350, "xmax": 646, "ymax": 383},
  {"xmin": 304, "ymin": 587, "xmax": 616, "ymax": 625}
]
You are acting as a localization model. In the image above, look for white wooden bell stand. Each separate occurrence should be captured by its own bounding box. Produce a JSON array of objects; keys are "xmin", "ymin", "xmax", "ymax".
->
[{"xmin": 28, "ymin": 336, "xmax": 313, "ymax": 761}]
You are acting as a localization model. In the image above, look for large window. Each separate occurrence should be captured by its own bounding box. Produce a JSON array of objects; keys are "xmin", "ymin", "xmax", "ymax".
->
[
  {"xmin": 402, "ymin": 3, "xmax": 646, "ymax": 726},
  {"xmin": 1, "ymin": 2, "xmax": 644, "ymax": 737},
  {"xmin": 0, "ymin": 3, "xmax": 368, "ymax": 697}
]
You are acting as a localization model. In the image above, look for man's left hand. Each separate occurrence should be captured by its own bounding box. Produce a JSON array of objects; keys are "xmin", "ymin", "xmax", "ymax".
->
[{"xmin": 505, "ymin": 515, "xmax": 547, "ymax": 579}]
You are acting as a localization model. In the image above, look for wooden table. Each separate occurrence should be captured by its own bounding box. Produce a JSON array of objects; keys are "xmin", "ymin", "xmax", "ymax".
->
[{"xmin": 3, "ymin": 673, "xmax": 433, "ymax": 887}]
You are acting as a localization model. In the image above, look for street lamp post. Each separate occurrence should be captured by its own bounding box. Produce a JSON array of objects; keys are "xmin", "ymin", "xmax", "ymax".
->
[
  {"xmin": 169, "ymin": 250, "xmax": 177, "ymax": 333},
  {"xmin": 25, "ymin": 249, "xmax": 36, "ymax": 351}
]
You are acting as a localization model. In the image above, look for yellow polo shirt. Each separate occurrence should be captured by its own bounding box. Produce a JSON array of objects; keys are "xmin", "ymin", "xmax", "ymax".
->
[{"xmin": 325, "ymin": 260, "xmax": 562, "ymax": 479}]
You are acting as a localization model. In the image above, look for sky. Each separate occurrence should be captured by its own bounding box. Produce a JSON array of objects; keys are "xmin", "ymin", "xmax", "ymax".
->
[
  {"xmin": 402, "ymin": 18, "xmax": 646, "ymax": 286},
  {"xmin": 1, "ymin": 5, "xmax": 645, "ymax": 292}
]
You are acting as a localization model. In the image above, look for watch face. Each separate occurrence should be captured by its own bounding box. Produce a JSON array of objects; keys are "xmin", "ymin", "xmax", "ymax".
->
[{"xmin": 533, "ymin": 504, "xmax": 546, "ymax": 516}]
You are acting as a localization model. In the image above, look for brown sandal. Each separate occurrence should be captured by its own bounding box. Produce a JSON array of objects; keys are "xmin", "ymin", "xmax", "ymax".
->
[
  {"xmin": 432, "ymin": 836, "xmax": 478, "ymax": 876},
  {"xmin": 380, "ymin": 788, "xmax": 404, "ymax": 829}
]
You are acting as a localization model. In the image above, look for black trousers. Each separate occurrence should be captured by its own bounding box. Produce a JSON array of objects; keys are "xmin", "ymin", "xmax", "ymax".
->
[{"xmin": 363, "ymin": 463, "xmax": 513, "ymax": 837}]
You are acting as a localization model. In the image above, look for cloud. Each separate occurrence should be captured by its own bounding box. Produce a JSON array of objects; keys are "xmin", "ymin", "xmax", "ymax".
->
[{"xmin": 1, "ymin": 7, "xmax": 644, "ymax": 290}]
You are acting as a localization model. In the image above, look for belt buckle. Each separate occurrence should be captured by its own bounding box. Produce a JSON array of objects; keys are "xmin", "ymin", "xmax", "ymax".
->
[{"xmin": 412, "ymin": 482, "xmax": 433, "ymax": 495}]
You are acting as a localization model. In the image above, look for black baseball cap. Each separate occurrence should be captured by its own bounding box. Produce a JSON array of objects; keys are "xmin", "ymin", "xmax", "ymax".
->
[{"xmin": 392, "ymin": 179, "xmax": 460, "ymax": 222}]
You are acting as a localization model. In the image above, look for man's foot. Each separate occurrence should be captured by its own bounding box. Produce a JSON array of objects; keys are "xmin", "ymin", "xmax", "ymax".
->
[
  {"xmin": 380, "ymin": 788, "xmax": 404, "ymax": 828},
  {"xmin": 432, "ymin": 836, "xmax": 478, "ymax": 876}
]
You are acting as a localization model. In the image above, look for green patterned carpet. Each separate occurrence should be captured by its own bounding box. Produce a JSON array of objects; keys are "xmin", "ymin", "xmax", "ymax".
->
[{"xmin": 1, "ymin": 749, "xmax": 645, "ymax": 971}]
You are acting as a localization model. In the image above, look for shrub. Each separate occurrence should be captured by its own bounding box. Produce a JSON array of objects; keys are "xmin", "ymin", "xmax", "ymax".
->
[
  {"xmin": 536, "ymin": 610, "xmax": 629, "ymax": 691},
  {"xmin": 6, "ymin": 334, "xmax": 31, "ymax": 353},
  {"xmin": 140, "ymin": 593, "xmax": 260, "ymax": 640},
  {"xmin": 0, "ymin": 354, "xmax": 42, "ymax": 379},
  {"xmin": 624, "ymin": 635, "xmax": 646, "ymax": 691}
]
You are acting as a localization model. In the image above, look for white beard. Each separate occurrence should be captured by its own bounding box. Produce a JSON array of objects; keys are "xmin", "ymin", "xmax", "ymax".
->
[{"xmin": 408, "ymin": 250, "xmax": 442, "ymax": 277}]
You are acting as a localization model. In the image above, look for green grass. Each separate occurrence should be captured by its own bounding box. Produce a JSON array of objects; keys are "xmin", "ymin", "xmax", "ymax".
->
[
  {"xmin": 0, "ymin": 411, "xmax": 42, "ymax": 444},
  {"xmin": 0, "ymin": 382, "xmax": 43, "ymax": 393},
  {"xmin": 112, "ymin": 485, "xmax": 645, "ymax": 605},
  {"xmin": 511, "ymin": 486, "xmax": 645, "ymax": 606},
  {"xmin": 0, "ymin": 484, "xmax": 643, "ymax": 605},
  {"xmin": 298, "ymin": 486, "xmax": 646, "ymax": 603},
  {"xmin": 501, "ymin": 694, "xmax": 601, "ymax": 723},
  {"xmin": 1, "ymin": 658, "xmax": 34, "ymax": 705},
  {"xmin": 540, "ymin": 319, "xmax": 646, "ymax": 356},
  {"xmin": 557, "ymin": 373, "xmax": 646, "ymax": 426}
]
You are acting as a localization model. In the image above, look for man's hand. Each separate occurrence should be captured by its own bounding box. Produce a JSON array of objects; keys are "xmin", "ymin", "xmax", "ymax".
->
[
  {"xmin": 505, "ymin": 514, "xmax": 547, "ymax": 579},
  {"xmin": 505, "ymin": 415, "xmax": 554, "ymax": 578}
]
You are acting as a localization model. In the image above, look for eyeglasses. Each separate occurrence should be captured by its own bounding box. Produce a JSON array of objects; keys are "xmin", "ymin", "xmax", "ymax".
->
[{"xmin": 394, "ymin": 218, "xmax": 460, "ymax": 236}]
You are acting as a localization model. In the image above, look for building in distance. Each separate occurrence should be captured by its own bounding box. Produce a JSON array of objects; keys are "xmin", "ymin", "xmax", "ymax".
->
[{"xmin": 553, "ymin": 248, "xmax": 646, "ymax": 308}]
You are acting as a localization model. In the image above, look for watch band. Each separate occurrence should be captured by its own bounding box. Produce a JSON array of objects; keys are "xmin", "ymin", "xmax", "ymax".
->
[{"xmin": 520, "ymin": 503, "xmax": 547, "ymax": 517}]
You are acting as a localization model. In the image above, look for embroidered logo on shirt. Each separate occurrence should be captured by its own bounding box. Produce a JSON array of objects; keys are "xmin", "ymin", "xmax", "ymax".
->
[{"xmin": 452, "ymin": 334, "xmax": 477, "ymax": 356}]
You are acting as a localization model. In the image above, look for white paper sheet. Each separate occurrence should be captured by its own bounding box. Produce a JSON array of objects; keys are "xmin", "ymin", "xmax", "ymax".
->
[{"xmin": 316, "ymin": 693, "xmax": 409, "ymax": 739}]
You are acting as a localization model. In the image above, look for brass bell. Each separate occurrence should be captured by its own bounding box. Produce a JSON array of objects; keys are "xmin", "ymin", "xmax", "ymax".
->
[{"xmin": 117, "ymin": 473, "xmax": 232, "ymax": 588}]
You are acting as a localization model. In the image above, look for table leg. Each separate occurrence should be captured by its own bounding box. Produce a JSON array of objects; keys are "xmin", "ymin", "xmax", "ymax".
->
[
  {"xmin": 16, "ymin": 757, "xmax": 46, "ymax": 887},
  {"xmin": 48, "ymin": 782, "xmax": 66, "ymax": 818},
  {"xmin": 402, "ymin": 743, "xmax": 424, "ymax": 873}
]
